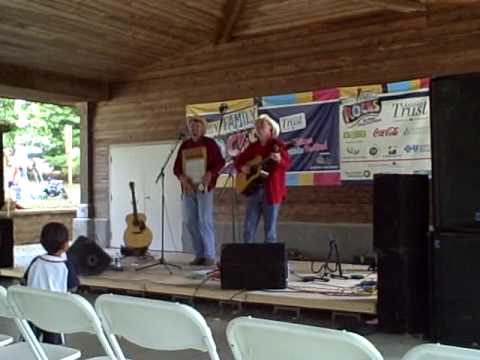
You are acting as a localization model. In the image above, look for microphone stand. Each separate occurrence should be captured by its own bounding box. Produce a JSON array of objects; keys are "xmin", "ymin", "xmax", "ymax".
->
[
  {"xmin": 218, "ymin": 160, "xmax": 238, "ymax": 243},
  {"xmin": 136, "ymin": 134, "xmax": 184, "ymax": 273},
  {"xmin": 217, "ymin": 104, "xmax": 239, "ymax": 244}
]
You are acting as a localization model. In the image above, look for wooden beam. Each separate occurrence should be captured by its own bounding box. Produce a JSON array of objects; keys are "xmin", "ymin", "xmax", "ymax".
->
[
  {"xmin": 353, "ymin": 0, "xmax": 426, "ymax": 12},
  {"xmin": 0, "ymin": 63, "xmax": 108, "ymax": 103},
  {"xmin": 216, "ymin": 0, "xmax": 244, "ymax": 44},
  {"xmin": 420, "ymin": 0, "xmax": 480, "ymax": 3},
  {"xmin": 77, "ymin": 102, "xmax": 96, "ymax": 215}
]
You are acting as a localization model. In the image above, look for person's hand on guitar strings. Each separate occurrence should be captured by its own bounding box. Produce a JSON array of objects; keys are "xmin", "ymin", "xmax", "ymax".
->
[
  {"xmin": 270, "ymin": 152, "xmax": 281, "ymax": 163},
  {"xmin": 241, "ymin": 165, "xmax": 251, "ymax": 174}
]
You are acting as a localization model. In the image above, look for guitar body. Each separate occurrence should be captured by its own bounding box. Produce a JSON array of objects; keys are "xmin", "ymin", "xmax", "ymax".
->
[
  {"xmin": 235, "ymin": 139, "xmax": 297, "ymax": 196},
  {"xmin": 235, "ymin": 155, "xmax": 266, "ymax": 195},
  {"xmin": 123, "ymin": 213, "xmax": 153, "ymax": 249},
  {"xmin": 123, "ymin": 182, "xmax": 153, "ymax": 249}
]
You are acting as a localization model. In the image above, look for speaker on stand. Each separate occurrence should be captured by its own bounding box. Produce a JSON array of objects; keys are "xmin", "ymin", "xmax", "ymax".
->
[{"xmin": 429, "ymin": 74, "xmax": 480, "ymax": 346}]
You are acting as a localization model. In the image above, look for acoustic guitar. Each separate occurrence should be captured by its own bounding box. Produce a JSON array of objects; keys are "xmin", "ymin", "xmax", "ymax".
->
[
  {"xmin": 123, "ymin": 182, "xmax": 153, "ymax": 249},
  {"xmin": 235, "ymin": 140, "xmax": 295, "ymax": 196}
]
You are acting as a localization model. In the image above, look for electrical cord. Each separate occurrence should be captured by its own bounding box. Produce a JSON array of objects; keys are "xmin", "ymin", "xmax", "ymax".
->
[{"xmin": 191, "ymin": 272, "xmax": 217, "ymax": 301}]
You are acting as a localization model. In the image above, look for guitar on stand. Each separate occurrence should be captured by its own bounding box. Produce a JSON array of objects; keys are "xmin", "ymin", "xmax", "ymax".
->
[{"xmin": 122, "ymin": 181, "xmax": 153, "ymax": 256}]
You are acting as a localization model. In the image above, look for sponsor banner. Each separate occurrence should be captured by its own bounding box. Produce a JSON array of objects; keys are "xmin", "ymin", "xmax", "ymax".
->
[
  {"xmin": 262, "ymin": 92, "xmax": 313, "ymax": 106},
  {"xmin": 205, "ymin": 106, "xmax": 258, "ymax": 137},
  {"xmin": 386, "ymin": 78, "xmax": 430, "ymax": 93},
  {"xmin": 260, "ymin": 101, "xmax": 340, "ymax": 173},
  {"xmin": 340, "ymin": 90, "xmax": 431, "ymax": 180},
  {"xmin": 186, "ymin": 97, "xmax": 341, "ymax": 186},
  {"xmin": 185, "ymin": 78, "xmax": 430, "ymax": 186}
]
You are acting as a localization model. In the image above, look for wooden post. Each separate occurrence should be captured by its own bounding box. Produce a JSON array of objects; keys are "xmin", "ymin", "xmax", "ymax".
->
[
  {"xmin": 64, "ymin": 124, "xmax": 73, "ymax": 188},
  {"xmin": 77, "ymin": 102, "xmax": 95, "ymax": 218}
]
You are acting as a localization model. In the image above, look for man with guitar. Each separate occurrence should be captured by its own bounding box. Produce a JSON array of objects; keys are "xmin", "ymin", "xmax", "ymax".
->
[
  {"xmin": 235, "ymin": 114, "xmax": 290, "ymax": 243},
  {"xmin": 174, "ymin": 116, "xmax": 225, "ymax": 266}
]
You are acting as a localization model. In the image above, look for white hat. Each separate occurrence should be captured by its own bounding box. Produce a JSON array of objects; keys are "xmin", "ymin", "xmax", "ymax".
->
[
  {"xmin": 255, "ymin": 114, "xmax": 280, "ymax": 138},
  {"xmin": 187, "ymin": 116, "xmax": 207, "ymax": 132}
]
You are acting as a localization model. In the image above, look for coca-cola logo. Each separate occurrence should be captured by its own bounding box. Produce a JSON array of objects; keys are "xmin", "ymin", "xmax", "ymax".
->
[{"xmin": 373, "ymin": 127, "xmax": 399, "ymax": 137}]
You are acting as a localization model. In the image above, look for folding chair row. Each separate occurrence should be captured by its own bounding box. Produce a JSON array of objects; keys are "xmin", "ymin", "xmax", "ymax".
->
[
  {"xmin": 1, "ymin": 285, "xmax": 381, "ymax": 360},
  {"xmin": 0, "ymin": 285, "xmax": 220, "ymax": 360},
  {"xmin": 3, "ymin": 285, "xmax": 479, "ymax": 360}
]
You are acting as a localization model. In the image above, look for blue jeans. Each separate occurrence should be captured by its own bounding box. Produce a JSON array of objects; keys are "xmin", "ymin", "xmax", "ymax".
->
[
  {"xmin": 243, "ymin": 187, "xmax": 280, "ymax": 243},
  {"xmin": 183, "ymin": 191, "xmax": 216, "ymax": 260}
]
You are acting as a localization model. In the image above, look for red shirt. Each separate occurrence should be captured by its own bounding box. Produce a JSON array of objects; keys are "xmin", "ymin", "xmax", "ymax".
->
[
  {"xmin": 235, "ymin": 138, "xmax": 290, "ymax": 204},
  {"xmin": 173, "ymin": 136, "xmax": 225, "ymax": 191}
]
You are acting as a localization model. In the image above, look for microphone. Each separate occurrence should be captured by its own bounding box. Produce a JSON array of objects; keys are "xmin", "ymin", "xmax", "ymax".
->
[
  {"xmin": 218, "ymin": 103, "xmax": 229, "ymax": 137},
  {"xmin": 219, "ymin": 103, "xmax": 229, "ymax": 114},
  {"xmin": 177, "ymin": 132, "xmax": 186, "ymax": 139}
]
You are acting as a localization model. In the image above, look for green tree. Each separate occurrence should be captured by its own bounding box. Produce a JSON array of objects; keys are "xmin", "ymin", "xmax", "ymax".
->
[
  {"xmin": 0, "ymin": 98, "xmax": 17, "ymax": 146},
  {"xmin": 0, "ymin": 98, "xmax": 80, "ymax": 179}
]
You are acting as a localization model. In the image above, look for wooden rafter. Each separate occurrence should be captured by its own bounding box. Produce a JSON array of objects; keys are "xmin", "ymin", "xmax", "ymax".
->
[
  {"xmin": 0, "ymin": 63, "xmax": 108, "ymax": 102},
  {"xmin": 353, "ymin": 0, "xmax": 426, "ymax": 12},
  {"xmin": 216, "ymin": 0, "xmax": 245, "ymax": 44}
]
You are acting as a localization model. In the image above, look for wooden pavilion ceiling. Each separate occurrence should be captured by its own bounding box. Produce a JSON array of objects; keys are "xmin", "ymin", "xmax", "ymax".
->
[{"xmin": 0, "ymin": 0, "xmax": 479, "ymax": 100}]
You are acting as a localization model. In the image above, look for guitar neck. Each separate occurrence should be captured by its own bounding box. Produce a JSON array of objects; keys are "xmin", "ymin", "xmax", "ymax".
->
[{"xmin": 129, "ymin": 183, "xmax": 140, "ymax": 222}]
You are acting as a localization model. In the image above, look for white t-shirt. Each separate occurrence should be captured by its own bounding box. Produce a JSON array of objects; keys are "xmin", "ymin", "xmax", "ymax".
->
[{"xmin": 26, "ymin": 254, "xmax": 77, "ymax": 293}]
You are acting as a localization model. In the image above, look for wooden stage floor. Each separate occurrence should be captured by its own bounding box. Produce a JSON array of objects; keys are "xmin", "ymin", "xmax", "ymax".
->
[{"xmin": 0, "ymin": 247, "xmax": 377, "ymax": 315}]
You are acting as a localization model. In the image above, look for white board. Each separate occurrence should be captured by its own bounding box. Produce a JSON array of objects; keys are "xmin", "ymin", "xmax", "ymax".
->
[{"xmin": 109, "ymin": 142, "xmax": 183, "ymax": 252}]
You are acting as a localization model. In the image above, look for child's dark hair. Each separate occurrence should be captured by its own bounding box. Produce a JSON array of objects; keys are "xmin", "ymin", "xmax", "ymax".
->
[{"xmin": 40, "ymin": 222, "xmax": 69, "ymax": 255}]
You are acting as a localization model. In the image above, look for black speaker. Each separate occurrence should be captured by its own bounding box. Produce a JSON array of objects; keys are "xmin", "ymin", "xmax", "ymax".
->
[
  {"xmin": 67, "ymin": 236, "xmax": 112, "ymax": 276},
  {"xmin": 220, "ymin": 243, "xmax": 287, "ymax": 290},
  {"xmin": 0, "ymin": 218, "xmax": 14, "ymax": 268},
  {"xmin": 431, "ymin": 74, "xmax": 480, "ymax": 231},
  {"xmin": 374, "ymin": 174, "xmax": 429, "ymax": 251},
  {"xmin": 374, "ymin": 174, "xmax": 429, "ymax": 333},
  {"xmin": 429, "ymin": 231, "xmax": 480, "ymax": 346},
  {"xmin": 377, "ymin": 250, "xmax": 428, "ymax": 333}
]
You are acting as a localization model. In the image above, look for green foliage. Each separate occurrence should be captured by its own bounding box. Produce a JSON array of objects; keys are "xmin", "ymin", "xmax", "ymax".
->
[
  {"xmin": 0, "ymin": 98, "xmax": 81, "ymax": 178},
  {"xmin": 0, "ymin": 98, "xmax": 16, "ymax": 145}
]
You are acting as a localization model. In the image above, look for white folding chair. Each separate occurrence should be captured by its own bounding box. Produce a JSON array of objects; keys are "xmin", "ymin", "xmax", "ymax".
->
[
  {"xmin": 0, "ymin": 334, "xmax": 13, "ymax": 347},
  {"xmin": 0, "ymin": 285, "xmax": 80, "ymax": 359},
  {"xmin": 7, "ymin": 285, "xmax": 117, "ymax": 360},
  {"xmin": 402, "ymin": 343, "xmax": 480, "ymax": 360},
  {"xmin": 95, "ymin": 293, "xmax": 220, "ymax": 360},
  {"xmin": 0, "ymin": 287, "xmax": 14, "ymax": 347},
  {"xmin": 227, "ymin": 316, "xmax": 384, "ymax": 360}
]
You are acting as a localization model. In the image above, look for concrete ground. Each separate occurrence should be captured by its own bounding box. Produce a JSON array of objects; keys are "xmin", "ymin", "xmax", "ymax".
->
[{"xmin": 0, "ymin": 279, "xmax": 424, "ymax": 360}]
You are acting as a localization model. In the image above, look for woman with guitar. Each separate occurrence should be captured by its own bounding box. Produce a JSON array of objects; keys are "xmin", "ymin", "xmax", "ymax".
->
[
  {"xmin": 173, "ymin": 116, "xmax": 225, "ymax": 266},
  {"xmin": 234, "ymin": 114, "xmax": 290, "ymax": 243}
]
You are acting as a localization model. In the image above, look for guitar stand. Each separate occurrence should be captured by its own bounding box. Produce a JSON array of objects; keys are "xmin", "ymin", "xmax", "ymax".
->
[
  {"xmin": 135, "ymin": 255, "xmax": 181, "ymax": 274},
  {"xmin": 325, "ymin": 240, "xmax": 349, "ymax": 280},
  {"xmin": 120, "ymin": 245, "xmax": 149, "ymax": 257}
]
